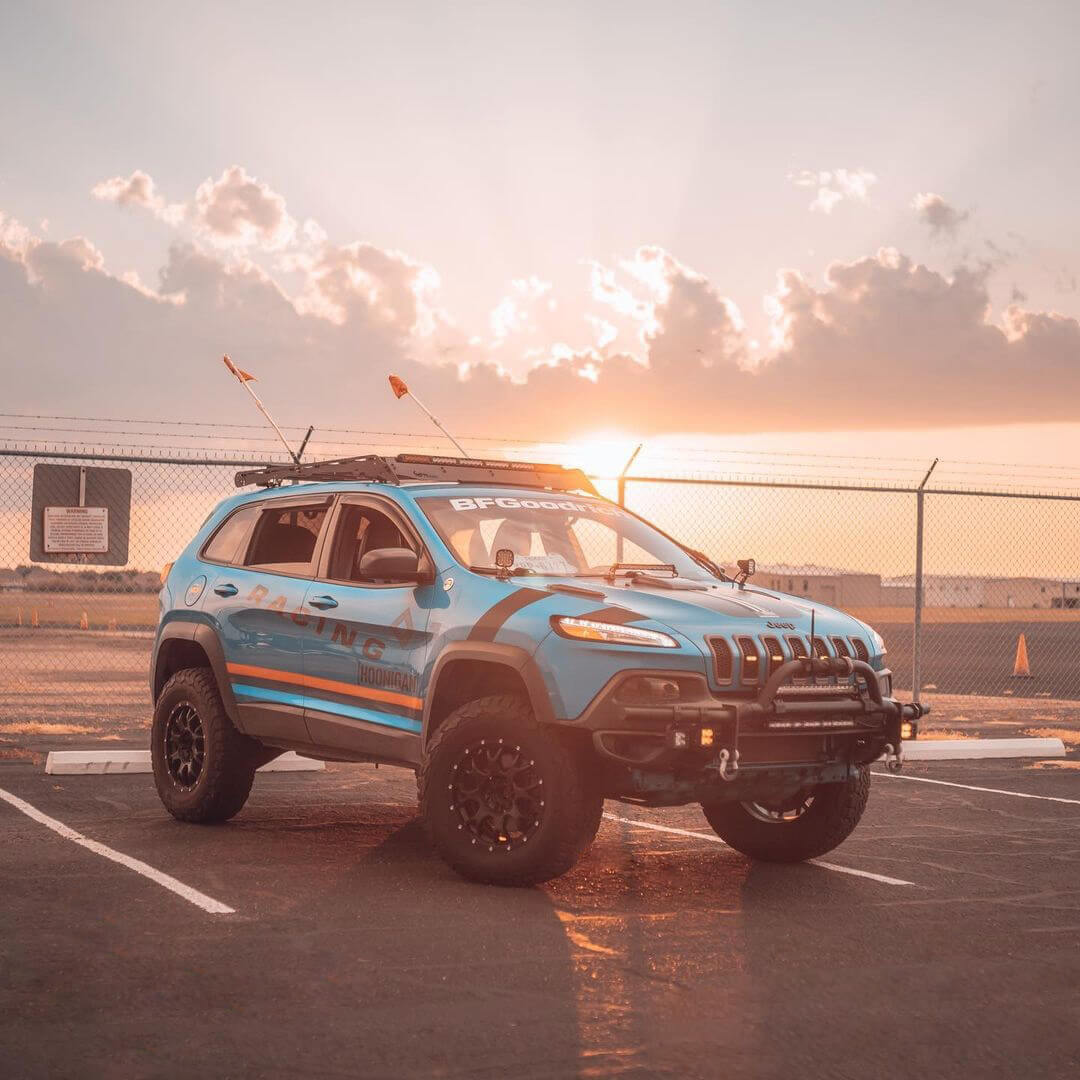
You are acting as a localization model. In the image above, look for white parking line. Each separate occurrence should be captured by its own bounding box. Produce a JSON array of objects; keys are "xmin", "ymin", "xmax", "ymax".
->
[
  {"xmin": 874, "ymin": 772, "xmax": 1080, "ymax": 806},
  {"xmin": 601, "ymin": 812, "xmax": 916, "ymax": 887},
  {"xmin": 0, "ymin": 787, "xmax": 236, "ymax": 915}
]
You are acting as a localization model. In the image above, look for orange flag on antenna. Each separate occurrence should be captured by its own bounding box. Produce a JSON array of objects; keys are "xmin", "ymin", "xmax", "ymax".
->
[
  {"xmin": 223, "ymin": 355, "xmax": 256, "ymax": 382},
  {"xmin": 389, "ymin": 374, "xmax": 409, "ymax": 399}
]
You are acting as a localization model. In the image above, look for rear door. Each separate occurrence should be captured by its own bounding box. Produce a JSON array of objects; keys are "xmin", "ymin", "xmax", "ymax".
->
[
  {"xmin": 201, "ymin": 496, "xmax": 332, "ymax": 745},
  {"xmin": 301, "ymin": 494, "xmax": 436, "ymax": 765}
]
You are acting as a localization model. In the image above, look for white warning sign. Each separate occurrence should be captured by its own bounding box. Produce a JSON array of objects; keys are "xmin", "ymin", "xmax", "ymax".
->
[{"xmin": 43, "ymin": 506, "xmax": 110, "ymax": 554}]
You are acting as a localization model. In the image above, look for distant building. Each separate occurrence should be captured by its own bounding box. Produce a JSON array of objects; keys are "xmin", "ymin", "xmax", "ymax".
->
[
  {"xmin": 756, "ymin": 565, "xmax": 883, "ymax": 608},
  {"xmin": 750, "ymin": 566, "xmax": 1080, "ymax": 610},
  {"xmin": 882, "ymin": 575, "xmax": 1080, "ymax": 609}
]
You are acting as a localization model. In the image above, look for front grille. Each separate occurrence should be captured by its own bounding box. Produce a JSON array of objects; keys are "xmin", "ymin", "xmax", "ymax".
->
[
  {"xmin": 811, "ymin": 636, "xmax": 830, "ymax": 660},
  {"xmin": 762, "ymin": 635, "xmax": 785, "ymax": 677},
  {"xmin": 831, "ymin": 636, "xmax": 851, "ymax": 658},
  {"xmin": 736, "ymin": 636, "xmax": 761, "ymax": 685},
  {"xmin": 786, "ymin": 635, "xmax": 808, "ymax": 659},
  {"xmin": 708, "ymin": 637, "xmax": 733, "ymax": 683},
  {"xmin": 851, "ymin": 638, "xmax": 870, "ymax": 662}
]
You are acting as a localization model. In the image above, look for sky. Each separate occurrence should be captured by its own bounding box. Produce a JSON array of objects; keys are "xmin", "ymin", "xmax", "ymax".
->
[{"xmin": 2, "ymin": 0, "xmax": 1080, "ymax": 461}]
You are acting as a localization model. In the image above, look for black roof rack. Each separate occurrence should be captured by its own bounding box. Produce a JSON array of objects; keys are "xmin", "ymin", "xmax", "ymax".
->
[{"xmin": 235, "ymin": 453, "xmax": 597, "ymax": 495}]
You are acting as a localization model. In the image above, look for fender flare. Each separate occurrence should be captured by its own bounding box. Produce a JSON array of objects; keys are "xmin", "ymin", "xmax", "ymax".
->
[
  {"xmin": 153, "ymin": 619, "xmax": 244, "ymax": 731},
  {"xmin": 422, "ymin": 642, "xmax": 555, "ymax": 748}
]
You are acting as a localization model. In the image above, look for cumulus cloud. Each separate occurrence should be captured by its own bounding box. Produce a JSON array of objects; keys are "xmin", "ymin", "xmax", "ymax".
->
[
  {"xmin": 790, "ymin": 168, "xmax": 878, "ymax": 214},
  {"xmin": 192, "ymin": 166, "xmax": 297, "ymax": 251},
  {"xmin": 490, "ymin": 276, "xmax": 554, "ymax": 342},
  {"xmin": 3, "ymin": 191, "xmax": 1079, "ymax": 436},
  {"xmin": 91, "ymin": 170, "xmax": 185, "ymax": 225},
  {"xmin": 292, "ymin": 240, "xmax": 442, "ymax": 335},
  {"xmin": 912, "ymin": 192, "xmax": 969, "ymax": 238}
]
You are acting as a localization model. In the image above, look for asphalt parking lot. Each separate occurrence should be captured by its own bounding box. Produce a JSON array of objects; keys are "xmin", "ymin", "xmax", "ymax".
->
[{"xmin": 2, "ymin": 755, "xmax": 1078, "ymax": 1080}]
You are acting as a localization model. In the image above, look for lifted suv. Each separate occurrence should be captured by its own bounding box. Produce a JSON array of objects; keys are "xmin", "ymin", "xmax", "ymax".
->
[{"xmin": 152, "ymin": 453, "xmax": 926, "ymax": 885}]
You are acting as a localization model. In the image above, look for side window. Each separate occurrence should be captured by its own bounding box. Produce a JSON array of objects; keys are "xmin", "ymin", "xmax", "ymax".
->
[
  {"xmin": 201, "ymin": 506, "xmax": 259, "ymax": 565},
  {"xmin": 328, "ymin": 504, "xmax": 416, "ymax": 583},
  {"xmin": 244, "ymin": 504, "xmax": 328, "ymax": 574}
]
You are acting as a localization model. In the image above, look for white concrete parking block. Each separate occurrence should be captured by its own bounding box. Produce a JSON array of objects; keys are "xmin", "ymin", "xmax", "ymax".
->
[
  {"xmin": 44, "ymin": 750, "xmax": 325, "ymax": 775},
  {"xmin": 902, "ymin": 737, "xmax": 1065, "ymax": 761}
]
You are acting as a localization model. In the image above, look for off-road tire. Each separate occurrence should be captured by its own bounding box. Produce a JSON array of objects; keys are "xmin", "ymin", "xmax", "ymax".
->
[
  {"xmin": 701, "ymin": 767, "xmax": 871, "ymax": 862},
  {"xmin": 151, "ymin": 667, "xmax": 259, "ymax": 824},
  {"xmin": 419, "ymin": 694, "xmax": 603, "ymax": 886}
]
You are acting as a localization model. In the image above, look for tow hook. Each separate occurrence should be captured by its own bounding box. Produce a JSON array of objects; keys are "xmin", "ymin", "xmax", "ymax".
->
[
  {"xmin": 882, "ymin": 742, "xmax": 904, "ymax": 772},
  {"xmin": 717, "ymin": 747, "xmax": 740, "ymax": 781}
]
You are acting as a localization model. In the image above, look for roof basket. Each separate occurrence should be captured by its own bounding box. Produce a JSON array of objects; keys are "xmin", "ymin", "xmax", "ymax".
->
[{"xmin": 234, "ymin": 453, "xmax": 597, "ymax": 494}]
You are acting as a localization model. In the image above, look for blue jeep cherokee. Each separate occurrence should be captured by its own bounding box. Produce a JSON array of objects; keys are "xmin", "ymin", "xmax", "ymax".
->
[{"xmin": 151, "ymin": 453, "xmax": 925, "ymax": 885}]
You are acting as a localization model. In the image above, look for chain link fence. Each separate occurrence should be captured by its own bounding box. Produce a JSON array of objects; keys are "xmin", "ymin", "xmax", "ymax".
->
[{"xmin": 2, "ymin": 447, "xmax": 1079, "ymax": 737}]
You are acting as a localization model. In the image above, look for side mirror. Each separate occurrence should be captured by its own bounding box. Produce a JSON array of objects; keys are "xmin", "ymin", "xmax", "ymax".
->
[{"xmin": 358, "ymin": 547, "xmax": 432, "ymax": 584}]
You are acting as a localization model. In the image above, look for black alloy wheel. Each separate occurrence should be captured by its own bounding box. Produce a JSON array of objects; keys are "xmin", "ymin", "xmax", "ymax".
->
[
  {"xmin": 164, "ymin": 702, "xmax": 205, "ymax": 790},
  {"xmin": 419, "ymin": 694, "xmax": 604, "ymax": 885},
  {"xmin": 449, "ymin": 738, "xmax": 544, "ymax": 852}
]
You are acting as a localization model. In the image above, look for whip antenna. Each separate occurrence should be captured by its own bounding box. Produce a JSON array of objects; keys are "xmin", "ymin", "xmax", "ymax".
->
[
  {"xmin": 222, "ymin": 355, "xmax": 301, "ymax": 463},
  {"xmin": 387, "ymin": 374, "xmax": 470, "ymax": 458}
]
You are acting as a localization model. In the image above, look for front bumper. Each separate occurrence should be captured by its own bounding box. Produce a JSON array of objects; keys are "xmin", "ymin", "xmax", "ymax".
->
[{"xmin": 567, "ymin": 658, "xmax": 929, "ymax": 804}]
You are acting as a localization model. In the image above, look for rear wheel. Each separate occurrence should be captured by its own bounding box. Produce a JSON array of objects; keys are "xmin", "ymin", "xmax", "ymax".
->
[
  {"xmin": 419, "ymin": 694, "xmax": 603, "ymax": 886},
  {"xmin": 151, "ymin": 667, "xmax": 259, "ymax": 823},
  {"xmin": 701, "ymin": 767, "xmax": 870, "ymax": 862}
]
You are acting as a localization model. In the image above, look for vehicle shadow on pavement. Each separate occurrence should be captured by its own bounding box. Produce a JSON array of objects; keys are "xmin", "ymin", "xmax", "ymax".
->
[{"xmin": 213, "ymin": 801, "xmax": 589, "ymax": 1080}]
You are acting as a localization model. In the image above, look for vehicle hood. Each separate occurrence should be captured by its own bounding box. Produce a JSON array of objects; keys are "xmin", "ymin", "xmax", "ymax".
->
[{"xmin": 557, "ymin": 577, "xmax": 871, "ymax": 643}]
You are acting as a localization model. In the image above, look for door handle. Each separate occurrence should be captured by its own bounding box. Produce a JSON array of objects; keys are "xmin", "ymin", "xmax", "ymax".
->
[
  {"xmin": 308, "ymin": 595, "xmax": 338, "ymax": 610},
  {"xmin": 213, "ymin": 583, "xmax": 238, "ymax": 597}
]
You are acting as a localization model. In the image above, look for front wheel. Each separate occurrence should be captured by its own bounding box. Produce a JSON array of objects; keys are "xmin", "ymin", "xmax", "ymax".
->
[
  {"xmin": 701, "ymin": 767, "xmax": 870, "ymax": 862},
  {"xmin": 419, "ymin": 694, "xmax": 603, "ymax": 886}
]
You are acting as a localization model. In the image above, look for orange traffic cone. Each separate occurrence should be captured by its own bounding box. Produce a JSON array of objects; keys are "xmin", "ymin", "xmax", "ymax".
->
[
  {"xmin": 79, "ymin": 611, "xmax": 89, "ymax": 630},
  {"xmin": 16, "ymin": 608, "xmax": 22, "ymax": 628},
  {"xmin": 31, "ymin": 609, "xmax": 39, "ymax": 628},
  {"xmin": 1012, "ymin": 633, "xmax": 1032, "ymax": 678}
]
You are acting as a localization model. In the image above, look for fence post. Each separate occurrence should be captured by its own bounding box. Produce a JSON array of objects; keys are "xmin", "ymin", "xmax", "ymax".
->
[
  {"xmin": 615, "ymin": 444, "xmax": 643, "ymax": 562},
  {"xmin": 912, "ymin": 458, "xmax": 939, "ymax": 703}
]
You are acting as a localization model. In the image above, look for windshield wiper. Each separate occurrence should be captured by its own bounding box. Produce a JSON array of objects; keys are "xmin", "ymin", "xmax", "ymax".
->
[
  {"xmin": 574, "ymin": 563, "xmax": 678, "ymax": 583},
  {"xmin": 684, "ymin": 547, "xmax": 728, "ymax": 581}
]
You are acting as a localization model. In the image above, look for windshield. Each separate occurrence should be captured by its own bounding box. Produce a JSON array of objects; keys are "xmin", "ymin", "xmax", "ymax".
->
[{"xmin": 417, "ymin": 493, "xmax": 717, "ymax": 580}]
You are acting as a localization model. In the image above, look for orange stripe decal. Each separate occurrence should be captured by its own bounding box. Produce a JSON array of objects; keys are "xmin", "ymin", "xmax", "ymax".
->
[{"xmin": 226, "ymin": 662, "xmax": 423, "ymax": 711}]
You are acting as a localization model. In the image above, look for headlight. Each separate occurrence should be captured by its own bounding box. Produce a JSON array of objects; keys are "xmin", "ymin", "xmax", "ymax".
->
[{"xmin": 552, "ymin": 616, "xmax": 679, "ymax": 649}]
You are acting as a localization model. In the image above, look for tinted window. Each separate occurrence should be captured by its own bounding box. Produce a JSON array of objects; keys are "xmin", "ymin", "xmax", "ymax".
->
[
  {"xmin": 328, "ymin": 504, "xmax": 416, "ymax": 583},
  {"xmin": 245, "ymin": 504, "xmax": 328, "ymax": 573},
  {"xmin": 202, "ymin": 506, "xmax": 259, "ymax": 565}
]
